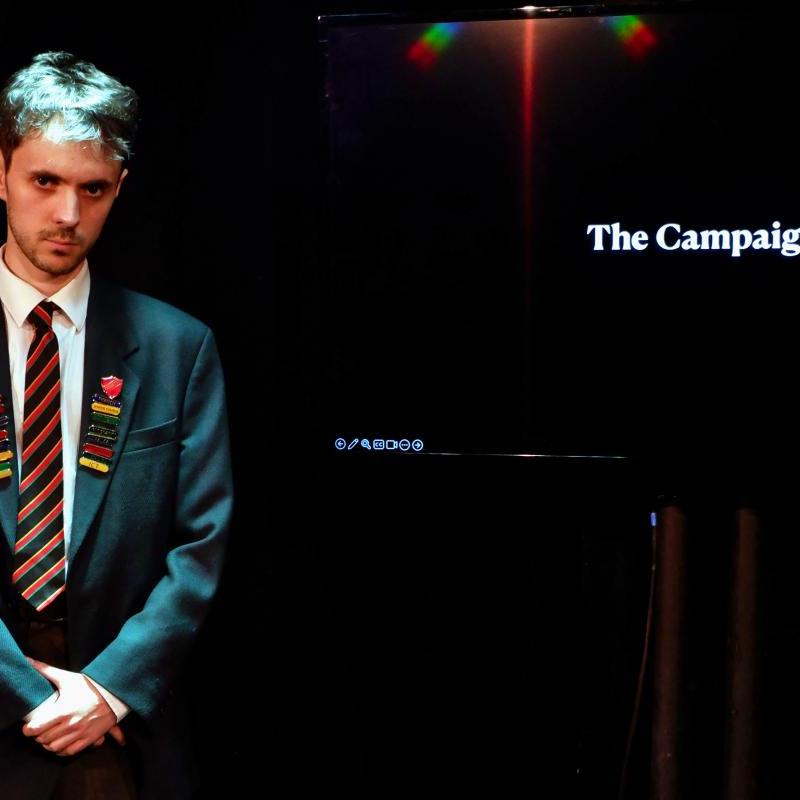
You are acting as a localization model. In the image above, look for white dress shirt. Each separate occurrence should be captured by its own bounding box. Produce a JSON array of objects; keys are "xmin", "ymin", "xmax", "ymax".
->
[{"xmin": 0, "ymin": 243, "xmax": 129, "ymax": 724}]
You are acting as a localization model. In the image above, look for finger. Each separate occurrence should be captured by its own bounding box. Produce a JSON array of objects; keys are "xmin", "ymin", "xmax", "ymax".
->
[
  {"xmin": 28, "ymin": 658, "xmax": 69, "ymax": 689},
  {"xmin": 42, "ymin": 729, "xmax": 84, "ymax": 755},
  {"xmin": 92, "ymin": 735, "xmax": 106, "ymax": 747},
  {"xmin": 108, "ymin": 725, "xmax": 126, "ymax": 746},
  {"xmin": 22, "ymin": 713, "xmax": 68, "ymax": 737},
  {"xmin": 26, "ymin": 657, "xmax": 62, "ymax": 688},
  {"xmin": 33, "ymin": 719, "xmax": 73, "ymax": 745},
  {"xmin": 59, "ymin": 736, "xmax": 98, "ymax": 757},
  {"xmin": 29, "ymin": 661, "xmax": 65, "ymax": 687}
]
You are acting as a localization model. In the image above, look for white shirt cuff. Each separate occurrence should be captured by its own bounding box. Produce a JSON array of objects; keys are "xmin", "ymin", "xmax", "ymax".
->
[
  {"xmin": 23, "ymin": 691, "xmax": 58, "ymax": 723},
  {"xmin": 83, "ymin": 676, "xmax": 130, "ymax": 723}
]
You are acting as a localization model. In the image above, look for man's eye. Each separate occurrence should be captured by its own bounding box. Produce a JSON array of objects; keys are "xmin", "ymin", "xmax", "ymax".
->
[
  {"xmin": 35, "ymin": 176, "xmax": 52, "ymax": 187},
  {"xmin": 85, "ymin": 185, "xmax": 104, "ymax": 196}
]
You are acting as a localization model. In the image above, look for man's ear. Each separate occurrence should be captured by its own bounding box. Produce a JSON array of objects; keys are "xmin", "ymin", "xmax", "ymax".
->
[
  {"xmin": 0, "ymin": 153, "xmax": 7, "ymax": 203},
  {"xmin": 114, "ymin": 167, "xmax": 128, "ymax": 198}
]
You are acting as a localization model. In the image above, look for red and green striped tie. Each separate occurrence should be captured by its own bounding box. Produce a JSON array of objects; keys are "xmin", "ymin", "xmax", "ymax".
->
[{"xmin": 13, "ymin": 300, "xmax": 66, "ymax": 613}]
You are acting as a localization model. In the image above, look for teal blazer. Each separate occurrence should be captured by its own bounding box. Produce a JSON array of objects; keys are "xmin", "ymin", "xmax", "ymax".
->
[{"xmin": 0, "ymin": 275, "xmax": 234, "ymax": 798}]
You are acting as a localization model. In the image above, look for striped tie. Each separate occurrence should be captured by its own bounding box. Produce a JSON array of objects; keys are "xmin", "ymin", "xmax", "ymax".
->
[{"xmin": 13, "ymin": 300, "xmax": 66, "ymax": 613}]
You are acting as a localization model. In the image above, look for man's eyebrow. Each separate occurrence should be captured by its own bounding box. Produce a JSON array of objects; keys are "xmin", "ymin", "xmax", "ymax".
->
[
  {"xmin": 81, "ymin": 178, "xmax": 114, "ymax": 189},
  {"xmin": 28, "ymin": 169, "xmax": 61, "ymax": 181}
]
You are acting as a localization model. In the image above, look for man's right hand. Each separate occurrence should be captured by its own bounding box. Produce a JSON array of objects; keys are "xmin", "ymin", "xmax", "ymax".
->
[{"xmin": 23, "ymin": 660, "xmax": 126, "ymax": 756}]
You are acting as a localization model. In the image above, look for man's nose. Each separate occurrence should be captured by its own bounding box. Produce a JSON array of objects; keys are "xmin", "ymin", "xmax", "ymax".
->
[{"xmin": 52, "ymin": 189, "xmax": 80, "ymax": 227}]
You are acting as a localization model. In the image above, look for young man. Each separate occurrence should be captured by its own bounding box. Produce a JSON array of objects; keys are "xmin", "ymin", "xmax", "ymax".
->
[{"xmin": 0, "ymin": 52, "xmax": 233, "ymax": 798}]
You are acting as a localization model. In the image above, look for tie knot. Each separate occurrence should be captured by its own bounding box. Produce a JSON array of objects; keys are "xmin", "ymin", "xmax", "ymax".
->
[{"xmin": 29, "ymin": 300, "xmax": 58, "ymax": 331}]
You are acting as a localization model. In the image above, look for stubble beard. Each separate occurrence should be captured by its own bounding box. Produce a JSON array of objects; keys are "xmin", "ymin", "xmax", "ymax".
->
[{"xmin": 7, "ymin": 214, "xmax": 86, "ymax": 277}]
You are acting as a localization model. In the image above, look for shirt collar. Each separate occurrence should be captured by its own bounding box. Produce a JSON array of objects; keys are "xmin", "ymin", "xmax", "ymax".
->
[{"xmin": 0, "ymin": 242, "xmax": 90, "ymax": 332}]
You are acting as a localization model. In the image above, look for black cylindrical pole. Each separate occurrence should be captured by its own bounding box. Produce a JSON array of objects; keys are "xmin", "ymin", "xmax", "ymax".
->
[
  {"xmin": 722, "ymin": 505, "xmax": 761, "ymax": 800},
  {"xmin": 651, "ymin": 502, "xmax": 688, "ymax": 800}
]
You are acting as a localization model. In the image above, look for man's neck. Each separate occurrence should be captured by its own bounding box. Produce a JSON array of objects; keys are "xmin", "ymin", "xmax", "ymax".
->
[{"xmin": 2, "ymin": 242, "xmax": 81, "ymax": 297}]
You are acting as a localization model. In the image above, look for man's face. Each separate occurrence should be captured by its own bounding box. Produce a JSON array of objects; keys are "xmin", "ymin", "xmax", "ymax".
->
[{"xmin": 0, "ymin": 133, "xmax": 128, "ymax": 279}]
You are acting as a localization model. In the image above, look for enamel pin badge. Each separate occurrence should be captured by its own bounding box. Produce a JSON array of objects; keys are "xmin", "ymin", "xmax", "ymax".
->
[
  {"xmin": 0, "ymin": 393, "xmax": 12, "ymax": 479},
  {"xmin": 79, "ymin": 375, "xmax": 124, "ymax": 473}
]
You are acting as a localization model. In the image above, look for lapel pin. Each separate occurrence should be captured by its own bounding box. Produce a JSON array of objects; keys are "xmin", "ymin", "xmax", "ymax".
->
[
  {"xmin": 0, "ymin": 393, "xmax": 12, "ymax": 479},
  {"xmin": 79, "ymin": 376, "xmax": 124, "ymax": 474}
]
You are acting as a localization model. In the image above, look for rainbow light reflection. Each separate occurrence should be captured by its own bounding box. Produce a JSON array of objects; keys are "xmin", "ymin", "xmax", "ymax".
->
[
  {"xmin": 606, "ymin": 16, "xmax": 658, "ymax": 59},
  {"xmin": 407, "ymin": 23, "xmax": 463, "ymax": 69}
]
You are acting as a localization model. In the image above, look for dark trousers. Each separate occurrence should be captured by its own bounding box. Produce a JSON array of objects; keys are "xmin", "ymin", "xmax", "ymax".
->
[{"xmin": 19, "ymin": 619, "xmax": 137, "ymax": 800}]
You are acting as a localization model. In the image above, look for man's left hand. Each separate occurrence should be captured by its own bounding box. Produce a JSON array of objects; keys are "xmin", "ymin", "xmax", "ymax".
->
[{"xmin": 21, "ymin": 659, "xmax": 117, "ymax": 756}]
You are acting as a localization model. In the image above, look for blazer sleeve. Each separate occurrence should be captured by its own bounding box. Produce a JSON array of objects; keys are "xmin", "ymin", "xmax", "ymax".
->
[
  {"xmin": 81, "ymin": 326, "xmax": 234, "ymax": 720},
  {"xmin": 0, "ymin": 622, "xmax": 54, "ymax": 730}
]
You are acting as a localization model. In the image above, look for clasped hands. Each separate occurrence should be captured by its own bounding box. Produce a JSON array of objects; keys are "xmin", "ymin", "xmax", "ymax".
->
[{"xmin": 21, "ymin": 657, "xmax": 126, "ymax": 757}]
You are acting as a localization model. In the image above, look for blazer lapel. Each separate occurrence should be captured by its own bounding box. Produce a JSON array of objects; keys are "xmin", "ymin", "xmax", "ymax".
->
[
  {"xmin": 0, "ymin": 313, "xmax": 19, "ymax": 556},
  {"xmin": 68, "ymin": 277, "xmax": 140, "ymax": 567}
]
